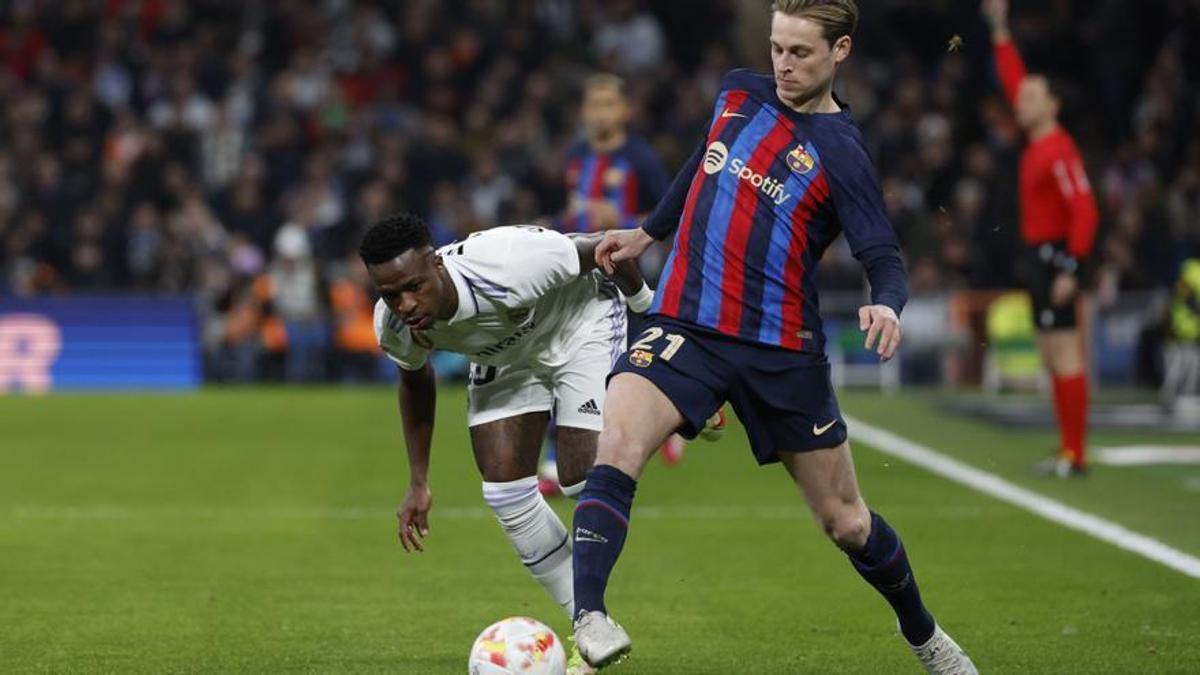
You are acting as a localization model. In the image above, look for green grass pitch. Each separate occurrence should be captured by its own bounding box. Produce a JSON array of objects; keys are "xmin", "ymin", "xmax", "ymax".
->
[{"xmin": 2, "ymin": 387, "xmax": 1199, "ymax": 673}]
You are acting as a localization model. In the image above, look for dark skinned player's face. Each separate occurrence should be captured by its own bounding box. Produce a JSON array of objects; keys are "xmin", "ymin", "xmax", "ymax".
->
[{"xmin": 367, "ymin": 248, "xmax": 452, "ymax": 332}]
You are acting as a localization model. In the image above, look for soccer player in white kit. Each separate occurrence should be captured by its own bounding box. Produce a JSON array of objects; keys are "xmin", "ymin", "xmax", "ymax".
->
[{"xmin": 361, "ymin": 213, "xmax": 653, "ymax": 622}]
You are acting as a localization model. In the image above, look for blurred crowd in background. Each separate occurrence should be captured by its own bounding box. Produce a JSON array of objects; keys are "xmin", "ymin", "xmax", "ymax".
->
[{"xmin": 0, "ymin": 0, "xmax": 1198, "ymax": 382}]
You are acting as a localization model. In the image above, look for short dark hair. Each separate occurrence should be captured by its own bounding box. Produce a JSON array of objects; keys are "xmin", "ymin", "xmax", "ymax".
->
[{"xmin": 358, "ymin": 213, "xmax": 432, "ymax": 265}]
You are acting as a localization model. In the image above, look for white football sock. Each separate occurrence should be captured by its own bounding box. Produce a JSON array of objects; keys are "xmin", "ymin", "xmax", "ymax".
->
[
  {"xmin": 560, "ymin": 480, "xmax": 586, "ymax": 499},
  {"xmin": 482, "ymin": 476, "xmax": 574, "ymax": 617}
]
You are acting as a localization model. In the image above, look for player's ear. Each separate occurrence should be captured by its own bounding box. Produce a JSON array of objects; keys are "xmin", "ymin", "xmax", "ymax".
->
[{"xmin": 832, "ymin": 35, "xmax": 852, "ymax": 64}]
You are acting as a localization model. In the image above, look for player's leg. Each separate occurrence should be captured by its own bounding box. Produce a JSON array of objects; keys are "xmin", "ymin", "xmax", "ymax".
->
[
  {"xmin": 554, "ymin": 426, "xmax": 596, "ymax": 498},
  {"xmin": 1038, "ymin": 326, "xmax": 1089, "ymax": 472},
  {"xmin": 1028, "ymin": 245, "xmax": 1089, "ymax": 475},
  {"xmin": 779, "ymin": 444, "xmax": 976, "ymax": 673},
  {"xmin": 728, "ymin": 348, "xmax": 974, "ymax": 672},
  {"xmin": 570, "ymin": 372, "xmax": 682, "ymax": 666},
  {"xmin": 573, "ymin": 371, "xmax": 680, "ymax": 610},
  {"xmin": 572, "ymin": 318, "xmax": 728, "ymax": 666},
  {"xmin": 778, "ymin": 443, "xmax": 935, "ymax": 644},
  {"xmin": 469, "ymin": 365, "xmax": 577, "ymax": 617}
]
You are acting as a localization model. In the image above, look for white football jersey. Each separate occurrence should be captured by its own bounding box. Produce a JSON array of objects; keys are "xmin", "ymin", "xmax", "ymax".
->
[{"xmin": 374, "ymin": 226, "xmax": 625, "ymax": 371}]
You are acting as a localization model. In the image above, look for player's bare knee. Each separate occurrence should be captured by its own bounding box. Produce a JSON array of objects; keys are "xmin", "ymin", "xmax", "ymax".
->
[
  {"xmin": 596, "ymin": 424, "xmax": 652, "ymax": 478},
  {"xmin": 821, "ymin": 507, "xmax": 870, "ymax": 551},
  {"xmin": 596, "ymin": 423, "xmax": 631, "ymax": 460}
]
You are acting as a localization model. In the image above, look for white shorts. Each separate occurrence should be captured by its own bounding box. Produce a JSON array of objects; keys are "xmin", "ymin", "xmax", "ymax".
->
[{"xmin": 467, "ymin": 314, "xmax": 626, "ymax": 431}]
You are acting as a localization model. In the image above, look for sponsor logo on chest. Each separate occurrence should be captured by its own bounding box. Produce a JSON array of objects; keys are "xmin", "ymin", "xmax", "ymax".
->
[{"xmin": 703, "ymin": 140, "xmax": 799, "ymax": 207}]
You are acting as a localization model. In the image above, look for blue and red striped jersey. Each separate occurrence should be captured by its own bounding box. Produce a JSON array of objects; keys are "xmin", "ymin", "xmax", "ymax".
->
[
  {"xmin": 562, "ymin": 134, "xmax": 670, "ymax": 233},
  {"xmin": 644, "ymin": 69, "xmax": 907, "ymax": 353}
]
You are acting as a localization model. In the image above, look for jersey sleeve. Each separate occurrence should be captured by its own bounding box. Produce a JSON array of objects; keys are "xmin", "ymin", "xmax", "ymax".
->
[
  {"xmin": 373, "ymin": 300, "xmax": 430, "ymax": 371},
  {"xmin": 1052, "ymin": 141, "xmax": 1099, "ymax": 260},
  {"xmin": 460, "ymin": 226, "xmax": 582, "ymax": 308},
  {"xmin": 823, "ymin": 131, "xmax": 909, "ymax": 315},
  {"xmin": 993, "ymin": 39, "xmax": 1027, "ymax": 108}
]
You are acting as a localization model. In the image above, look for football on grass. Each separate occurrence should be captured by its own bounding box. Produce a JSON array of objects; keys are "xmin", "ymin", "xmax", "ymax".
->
[{"xmin": 468, "ymin": 617, "xmax": 566, "ymax": 674}]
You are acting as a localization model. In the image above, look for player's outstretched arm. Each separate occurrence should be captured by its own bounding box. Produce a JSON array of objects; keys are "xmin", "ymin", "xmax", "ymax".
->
[
  {"xmin": 573, "ymin": 232, "xmax": 655, "ymax": 313},
  {"xmin": 982, "ymin": 0, "xmax": 1025, "ymax": 105},
  {"xmin": 981, "ymin": 0, "xmax": 1011, "ymax": 42},
  {"xmin": 396, "ymin": 361, "xmax": 436, "ymax": 553}
]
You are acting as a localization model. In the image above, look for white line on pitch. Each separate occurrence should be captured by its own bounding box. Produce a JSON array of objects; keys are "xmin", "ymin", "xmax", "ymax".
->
[
  {"xmin": 1095, "ymin": 446, "xmax": 1200, "ymax": 466},
  {"xmin": 846, "ymin": 415, "xmax": 1200, "ymax": 580}
]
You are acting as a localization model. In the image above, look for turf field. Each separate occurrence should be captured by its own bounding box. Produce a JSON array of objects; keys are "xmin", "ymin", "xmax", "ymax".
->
[{"xmin": 2, "ymin": 387, "xmax": 1199, "ymax": 673}]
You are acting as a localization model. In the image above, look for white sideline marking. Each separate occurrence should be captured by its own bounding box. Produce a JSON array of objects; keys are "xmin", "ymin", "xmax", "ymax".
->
[
  {"xmin": 846, "ymin": 415, "xmax": 1200, "ymax": 580},
  {"xmin": 1096, "ymin": 446, "xmax": 1200, "ymax": 466}
]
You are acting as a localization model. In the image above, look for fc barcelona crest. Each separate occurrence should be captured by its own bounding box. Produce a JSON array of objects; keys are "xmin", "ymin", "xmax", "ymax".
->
[
  {"xmin": 787, "ymin": 144, "xmax": 815, "ymax": 175},
  {"xmin": 604, "ymin": 167, "xmax": 626, "ymax": 188},
  {"xmin": 629, "ymin": 349, "xmax": 654, "ymax": 368}
]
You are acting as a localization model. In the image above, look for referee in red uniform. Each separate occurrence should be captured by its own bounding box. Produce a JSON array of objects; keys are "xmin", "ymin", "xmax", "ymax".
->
[{"xmin": 984, "ymin": 0, "xmax": 1099, "ymax": 477}]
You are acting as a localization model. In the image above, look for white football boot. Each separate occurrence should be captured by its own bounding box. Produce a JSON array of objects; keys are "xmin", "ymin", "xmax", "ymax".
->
[
  {"xmin": 574, "ymin": 611, "xmax": 631, "ymax": 668},
  {"xmin": 908, "ymin": 624, "xmax": 978, "ymax": 674}
]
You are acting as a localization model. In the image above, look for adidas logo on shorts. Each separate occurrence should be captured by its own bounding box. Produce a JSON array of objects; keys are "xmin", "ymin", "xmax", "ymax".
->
[{"xmin": 577, "ymin": 399, "xmax": 601, "ymax": 416}]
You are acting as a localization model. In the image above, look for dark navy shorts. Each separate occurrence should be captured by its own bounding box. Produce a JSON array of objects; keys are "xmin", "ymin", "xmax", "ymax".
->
[{"xmin": 609, "ymin": 315, "xmax": 847, "ymax": 465}]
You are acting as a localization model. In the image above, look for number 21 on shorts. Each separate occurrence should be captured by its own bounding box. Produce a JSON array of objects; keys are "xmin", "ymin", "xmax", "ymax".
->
[{"xmin": 628, "ymin": 327, "xmax": 685, "ymax": 368}]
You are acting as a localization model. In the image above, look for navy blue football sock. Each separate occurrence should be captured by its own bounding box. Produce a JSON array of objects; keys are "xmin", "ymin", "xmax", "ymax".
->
[
  {"xmin": 848, "ymin": 511, "xmax": 936, "ymax": 646},
  {"xmin": 572, "ymin": 465, "xmax": 637, "ymax": 618}
]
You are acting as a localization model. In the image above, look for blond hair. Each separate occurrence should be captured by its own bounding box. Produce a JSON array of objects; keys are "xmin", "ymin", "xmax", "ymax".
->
[{"xmin": 772, "ymin": 0, "xmax": 859, "ymax": 45}]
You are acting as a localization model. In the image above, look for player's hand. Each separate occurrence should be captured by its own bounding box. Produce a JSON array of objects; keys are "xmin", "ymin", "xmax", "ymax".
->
[
  {"xmin": 981, "ymin": 0, "xmax": 1009, "ymax": 34},
  {"xmin": 859, "ymin": 305, "xmax": 902, "ymax": 362},
  {"xmin": 1051, "ymin": 273, "xmax": 1078, "ymax": 307},
  {"xmin": 397, "ymin": 483, "xmax": 432, "ymax": 553},
  {"xmin": 595, "ymin": 228, "xmax": 654, "ymax": 275}
]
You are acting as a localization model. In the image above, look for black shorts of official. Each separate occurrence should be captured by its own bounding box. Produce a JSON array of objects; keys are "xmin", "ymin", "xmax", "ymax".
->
[
  {"xmin": 608, "ymin": 315, "xmax": 846, "ymax": 465},
  {"xmin": 1023, "ymin": 242, "xmax": 1077, "ymax": 331}
]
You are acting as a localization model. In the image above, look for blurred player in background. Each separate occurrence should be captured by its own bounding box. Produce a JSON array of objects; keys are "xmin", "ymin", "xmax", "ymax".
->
[
  {"xmin": 983, "ymin": 0, "xmax": 1099, "ymax": 478},
  {"xmin": 360, "ymin": 214, "xmax": 652, "ymax": 654},
  {"xmin": 563, "ymin": 74, "xmax": 670, "ymax": 239},
  {"xmin": 568, "ymin": 1, "xmax": 976, "ymax": 671},
  {"xmin": 541, "ymin": 74, "xmax": 682, "ymax": 495}
]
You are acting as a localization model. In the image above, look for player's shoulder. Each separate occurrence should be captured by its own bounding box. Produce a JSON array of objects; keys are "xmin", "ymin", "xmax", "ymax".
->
[
  {"xmin": 457, "ymin": 224, "xmax": 569, "ymax": 249},
  {"xmin": 812, "ymin": 115, "xmax": 871, "ymax": 165},
  {"xmin": 719, "ymin": 68, "xmax": 774, "ymax": 94},
  {"xmin": 447, "ymin": 226, "xmax": 576, "ymax": 274}
]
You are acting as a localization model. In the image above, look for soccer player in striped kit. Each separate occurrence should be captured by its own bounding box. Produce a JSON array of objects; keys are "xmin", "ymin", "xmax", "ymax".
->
[
  {"xmin": 984, "ymin": 0, "xmax": 1099, "ymax": 478},
  {"xmin": 569, "ymin": 2, "xmax": 976, "ymax": 672},
  {"xmin": 544, "ymin": 73, "xmax": 684, "ymax": 491},
  {"xmin": 563, "ymin": 74, "xmax": 671, "ymax": 237}
]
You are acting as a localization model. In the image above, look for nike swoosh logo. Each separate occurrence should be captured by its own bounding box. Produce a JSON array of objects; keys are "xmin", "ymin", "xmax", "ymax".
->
[
  {"xmin": 721, "ymin": 109, "xmax": 748, "ymax": 119},
  {"xmin": 575, "ymin": 535, "xmax": 608, "ymax": 545},
  {"xmin": 813, "ymin": 420, "xmax": 838, "ymax": 436}
]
